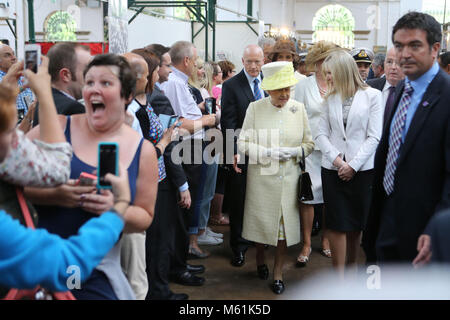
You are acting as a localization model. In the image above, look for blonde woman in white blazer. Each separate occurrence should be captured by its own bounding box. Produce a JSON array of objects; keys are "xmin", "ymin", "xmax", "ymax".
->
[{"xmin": 316, "ymin": 50, "xmax": 382, "ymax": 279}]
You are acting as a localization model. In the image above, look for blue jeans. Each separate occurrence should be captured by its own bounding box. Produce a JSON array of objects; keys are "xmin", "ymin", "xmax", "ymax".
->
[{"xmin": 198, "ymin": 155, "xmax": 219, "ymax": 231}]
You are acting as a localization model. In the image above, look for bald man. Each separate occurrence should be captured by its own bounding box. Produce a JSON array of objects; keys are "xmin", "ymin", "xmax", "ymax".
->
[
  {"xmin": 123, "ymin": 52, "xmax": 149, "ymax": 137},
  {"xmin": 220, "ymin": 44, "xmax": 267, "ymax": 267},
  {"xmin": 0, "ymin": 44, "xmax": 34, "ymax": 121}
]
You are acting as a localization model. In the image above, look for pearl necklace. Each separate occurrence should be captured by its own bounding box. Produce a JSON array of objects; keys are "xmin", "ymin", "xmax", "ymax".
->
[{"xmin": 316, "ymin": 77, "xmax": 327, "ymax": 96}]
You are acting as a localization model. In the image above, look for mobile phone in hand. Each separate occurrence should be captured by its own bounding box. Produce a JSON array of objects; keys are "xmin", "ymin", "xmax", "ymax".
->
[
  {"xmin": 205, "ymin": 97, "xmax": 216, "ymax": 114},
  {"xmin": 97, "ymin": 142, "xmax": 118, "ymax": 189},
  {"xmin": 24, "ymin": 44, "xmax": 41, "ymax": 73},
  {"xmin": 77, "ymin": 172, "xmax": 97, "ymax": 186}
]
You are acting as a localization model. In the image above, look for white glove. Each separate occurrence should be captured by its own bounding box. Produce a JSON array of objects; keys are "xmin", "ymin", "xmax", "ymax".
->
[
  {"xmin": 265, "ymin": 148, "xmax": 290, "ymax": 161},
  {"xmin": 279, "ymin": 147, "xmax": 299, "ymax": 159}
]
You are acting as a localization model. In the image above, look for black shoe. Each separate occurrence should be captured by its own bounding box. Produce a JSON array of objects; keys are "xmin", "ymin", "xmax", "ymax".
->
[
  {"xmin": 271, "ymin": 280, "xmax": 285, "ymax": 294},
  {"xmin": 257, "ymin": 264, "xmax": 269, "ymax": 280},
  {"xmin": 171, "ymin": 271, "xmax": 205, "ymax": 286},
  {"xmin": 187, "ymin": 264, "xmax": 205, "ymax": 275},
  {"xmin": 230, "ymin": 251, "xmax": 245, "ymax": 267},
  {"xmin": 167, "ymin": 292, "xmax": 189, "ymax": 300}
]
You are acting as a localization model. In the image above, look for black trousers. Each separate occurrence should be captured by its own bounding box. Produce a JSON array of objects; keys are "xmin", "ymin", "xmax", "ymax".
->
[
  {"xmin": 228, "ymin": 163, "xmax": 252, "ymax": 254},
  {"xmin": 375, "ymin": 194, "xmax": 404, "ymax": 263},
  {"xmin": 145, "ymin": 178, "xmax": 188, "ymax": 299}
]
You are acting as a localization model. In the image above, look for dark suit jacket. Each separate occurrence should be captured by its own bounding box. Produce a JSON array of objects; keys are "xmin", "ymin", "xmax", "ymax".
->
[
  {"xmin": 363, "ymin": 69, "xmax": 450, "ymax": 262},
  {"xmin": 366, "ymin": 77, "xmax": 386, "ymax": 92},
  {"xmin": 424, "ymin": 208, "xmax": 450, "ymax": 263},
  {"xmin": 147, "ymin": 87, "xmax": 188, "ymax": 190},
  {"xmin": 220, "ymin": 69, "xmax": 267, "ymax": 164},
  {"xmin": 33, "ymin": 88, "xmax": 85, "ymax": 126},
  {"xmin": 148, "ymin": 86, "xmax": 175, "ymax": 116}
]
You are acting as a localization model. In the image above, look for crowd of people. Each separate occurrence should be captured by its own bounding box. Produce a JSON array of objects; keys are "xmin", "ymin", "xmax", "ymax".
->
[{"xmin": 0, "ymin": 11, "xmax": 449, "ymax": 300}]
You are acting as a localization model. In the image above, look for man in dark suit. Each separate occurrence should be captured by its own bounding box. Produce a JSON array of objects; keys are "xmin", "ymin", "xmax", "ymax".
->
[
  {"xmin": 33, "ymin": 43, "xmax": 91, "ymax": 126},
  {"xmin": 146, "ymin": 43, "xmax": 207, "ymax": 290},
  {"xmin": 362, "ymin": 12, "xmax": 450, "ymax": 264},
  {"xmin": 438, "ymin": 51, "xmax": 450, "ymax": 75},
  {"xmin": 367, "ymin": 47, "xmax": 405, "ymax": 126},
  {"xmin": 221, "ymin": 44, "xmax": 266, "ymax": 267}
]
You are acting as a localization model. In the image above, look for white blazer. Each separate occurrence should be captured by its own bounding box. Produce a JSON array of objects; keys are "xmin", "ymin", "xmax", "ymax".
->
[{"xmin": 315, "ymin": 87, "xmax": 382, "ymax": 172}]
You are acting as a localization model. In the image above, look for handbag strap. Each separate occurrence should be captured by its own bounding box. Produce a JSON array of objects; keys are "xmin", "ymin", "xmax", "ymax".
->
[
  {"xmin": 299, "ymin": 147, "xmax": 305, "ymax": 172},
  {"xmin": 15, "ymin": 187, "xmax": 35, "ymax": 230}
]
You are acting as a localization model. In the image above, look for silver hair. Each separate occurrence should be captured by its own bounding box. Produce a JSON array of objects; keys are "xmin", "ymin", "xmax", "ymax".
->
[
  {"xmin": 169, "ymin": 41, "xmax": 194, "ymax": 65},
  {"xmin": 373, "ymin": 53, "xmax": 386, "ymax": 68},
  {"xmin": 258, "ymin": 37, "xmax": 276, "ymax": 49}
]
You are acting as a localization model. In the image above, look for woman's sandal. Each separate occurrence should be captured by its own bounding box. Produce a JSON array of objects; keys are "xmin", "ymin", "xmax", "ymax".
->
[
  {"xmin": 209, "ymin": 213, "xmax": 229, "ymax": 226},
  {"xmin": 320, "ymin": 248, "xmax": 332, "ymax": 258},
  {"xmin": 188, "ymin": 246, "xmax": 210, "ymax": 259},
  {"xmin": 296, "ymin": 247, "xmax": 312, "ymax": 268}
]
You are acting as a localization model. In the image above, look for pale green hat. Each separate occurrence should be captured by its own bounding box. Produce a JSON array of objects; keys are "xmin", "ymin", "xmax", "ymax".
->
[{"xmin": 261, "ymin": 61, "xmax": 298, "ymax": 91}]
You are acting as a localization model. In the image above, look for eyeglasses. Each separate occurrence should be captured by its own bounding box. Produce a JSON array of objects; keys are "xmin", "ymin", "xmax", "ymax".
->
[{"xmin": 385, "ymin": 60, "xmax": 399, "ymax": 67}]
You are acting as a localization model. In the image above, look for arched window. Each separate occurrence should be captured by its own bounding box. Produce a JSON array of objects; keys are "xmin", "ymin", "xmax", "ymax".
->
[
  {"xmin": 44, "ymin": 11, "xmax": 77, "ymax": 42},
  {"xmin": 312, "ymin": 4, "xmax": 354, "ymax": 48}
]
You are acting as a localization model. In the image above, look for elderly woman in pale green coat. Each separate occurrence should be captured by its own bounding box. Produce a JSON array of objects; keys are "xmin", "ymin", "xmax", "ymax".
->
[{"xmin": 238, "ymin": 61, "xmax": 314, "ymax": 294}]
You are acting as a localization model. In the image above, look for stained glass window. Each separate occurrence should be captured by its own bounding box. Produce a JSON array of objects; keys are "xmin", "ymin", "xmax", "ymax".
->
[{"xmin": 313, "ymin": 5, "xmax": 355, "ymax": 48}]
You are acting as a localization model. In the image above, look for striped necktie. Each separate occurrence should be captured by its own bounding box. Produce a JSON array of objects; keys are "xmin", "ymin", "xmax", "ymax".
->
[
  {"xmin": 253, "ymin": 78, "xmax": 262, "ymax": 100},
  {"xmin": 383, "ymin": 81, "xmax": 414, "ymax": 195}
]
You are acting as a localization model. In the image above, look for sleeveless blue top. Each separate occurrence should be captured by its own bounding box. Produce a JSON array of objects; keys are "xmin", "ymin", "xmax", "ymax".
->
[
  {"xmin": 36, "ymin": 117, "xmax": 143, "ymax": 299},
  {"xmin": 37, "ymin": 116, "xmax": 143, "ymax": 239}
]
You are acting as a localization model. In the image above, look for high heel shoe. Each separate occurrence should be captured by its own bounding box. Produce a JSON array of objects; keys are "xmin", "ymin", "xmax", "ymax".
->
[
  {"xmin": 296, "ymin": 247, "xmax": 312, "ymax": 268},
  {"xmin": 257, "ymin": 264, "xmax": 269, "ymax": 280},
  {"xmin": 320, "ymin": 248, "xmax": 332, "ymax": 258},
  {"xmin": 271, "ymin": 280, "xmax": 285, "ymax": 294}
]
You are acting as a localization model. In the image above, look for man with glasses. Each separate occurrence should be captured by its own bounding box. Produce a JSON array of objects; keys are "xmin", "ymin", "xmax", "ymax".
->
[
  {"xmin": 0, "ymin": 44, "xmax": 34, "ymax": 122},
  {"xmin": 367, "ymin": 47, "xmax": 405, "ymax": 126},
  {"xmin": 221, "ymin": 44, "xmax": 266, "ymax": 267}
]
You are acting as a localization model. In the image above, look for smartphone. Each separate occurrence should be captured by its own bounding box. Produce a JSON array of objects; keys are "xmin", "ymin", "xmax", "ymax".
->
[
  {"xmin": 158, "ymin": 114, "xmax": 179, "ymax": 130},
  {"xmin": 76, "ymin": 172, "xmax": 97, "ymax": 186},
  {"xmin": 168, "ymin": 115, "xmax": 179, "ymax": 128},
  {"xmin": 24, "ymin": 44, "xmax": 41, "ymax": 73},
  {"xmin": 205, "ymin": 97, "xmax": 216, "ymax": 114},
  {"xmin": 97, "ymin": 142, "xmax": 119, "ymax": 189}
]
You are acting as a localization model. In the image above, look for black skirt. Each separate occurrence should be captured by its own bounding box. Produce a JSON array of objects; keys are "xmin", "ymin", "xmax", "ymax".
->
[{"xmin": 321, "ymin": 167, "xmax": 374, "ymax": 232}]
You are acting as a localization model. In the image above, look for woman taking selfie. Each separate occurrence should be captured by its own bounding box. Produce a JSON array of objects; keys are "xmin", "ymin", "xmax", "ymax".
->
[
  {"xmin": 25, "ymin": 54, "xmax": 159, "ymax": 300},
  {"xmin": 0, "ymin": 57, "xmax": 131, "ymax": 295}
]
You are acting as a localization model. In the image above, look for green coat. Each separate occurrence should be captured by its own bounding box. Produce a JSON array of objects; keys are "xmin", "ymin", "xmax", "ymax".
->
[{"xmin": 238, "ymin": 97, "xmax": 314, "ymax": 246}]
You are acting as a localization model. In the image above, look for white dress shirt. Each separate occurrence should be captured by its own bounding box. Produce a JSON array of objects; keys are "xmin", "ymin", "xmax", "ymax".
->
[
  {"xmin": 381, "ymin": 80, "xmax": 395, "ymax": 111},
  {"xmin": 160, "ymin": 67, "xmax": 204, "ymax": 139},
  {"xmin": 126, "ymin": 99, "xmax": 144, "ymax": 137},
  {"xmin": 243, "ymin": 68, "xmax": 262, "ymax": 97}
]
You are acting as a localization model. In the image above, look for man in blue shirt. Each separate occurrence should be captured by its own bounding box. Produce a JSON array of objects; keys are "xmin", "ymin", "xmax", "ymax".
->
[
  {"xmin": 0, "ymin": 44, "xmax": 34, "ymax": 120},
  {"xmin": 363, "ymin": 12, "xmax": 450, "ymax": 264}
]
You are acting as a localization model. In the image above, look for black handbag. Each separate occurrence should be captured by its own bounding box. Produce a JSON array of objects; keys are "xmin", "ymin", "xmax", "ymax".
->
[{"xmin": 298, "ymin": 148, "xmax": 314, "ymax": 202}]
